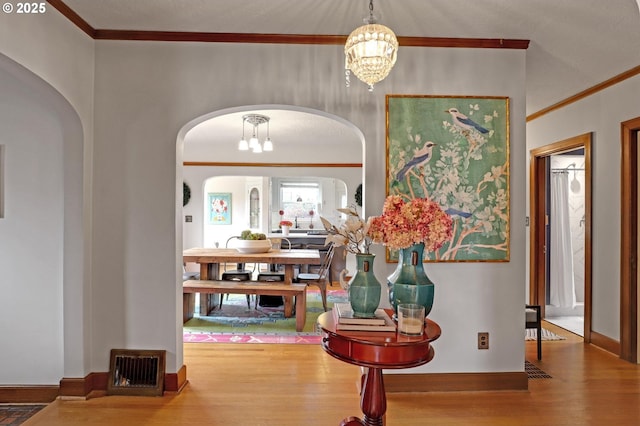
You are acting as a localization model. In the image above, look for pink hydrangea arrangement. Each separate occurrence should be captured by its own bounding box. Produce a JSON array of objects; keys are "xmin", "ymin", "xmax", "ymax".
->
[{"xmin": 368, "ymin": 195, "xmax": 453, "ymax": 251}]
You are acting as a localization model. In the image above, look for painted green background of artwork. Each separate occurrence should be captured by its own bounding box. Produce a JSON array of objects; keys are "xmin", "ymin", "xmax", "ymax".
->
[{"xmin": 386, "ymin": 95, "xmax": 510, "ymax": 262}]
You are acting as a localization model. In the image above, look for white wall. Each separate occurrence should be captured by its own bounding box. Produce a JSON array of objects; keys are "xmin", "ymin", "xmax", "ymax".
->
[
  {"xmin": 527, "ymin": 74, "xmax": 640, "ymax": 340},
  {"xmin": 0, "ymin": 10, "xmax": 93, "ymax": 384},
  {"xmin": 0, "ymin": 8, "xmax": 528, "ymax": 385},
  {"xmin": 202, "ymin": 176, "xmax": 249, "ymax": 247},
  {"xmin": 0, "ymin": 61, "xmax": 65, "ymax": 383},
  {"xmin": 95, "ymin": 40, "xmax": 526, "ymax": 375},
  {"xmin": 183, "ymin": 166, "xmax": 363, "ymax": 250}
]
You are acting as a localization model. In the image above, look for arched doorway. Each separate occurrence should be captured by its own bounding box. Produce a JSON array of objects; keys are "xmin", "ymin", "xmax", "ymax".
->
[
  {"xmin": 176, "ymin": 104, "xmax": 365, "ymax": 339},
  {"xmin": 0, "ymin": 53, "xmax": 86, "ymax": 384}
]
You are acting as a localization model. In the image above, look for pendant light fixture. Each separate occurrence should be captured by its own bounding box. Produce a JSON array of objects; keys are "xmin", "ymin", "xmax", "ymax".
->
[
  {"xmin": 345, "ymin": 0, "xmax": 398, "ymax": 91},
  {"xmin": 238, "ymin": 114, "xmax": 273, "ymax": 153}
]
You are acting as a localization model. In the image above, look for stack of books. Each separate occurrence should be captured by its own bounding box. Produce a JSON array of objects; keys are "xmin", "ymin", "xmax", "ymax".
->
[{"xmin": 332, "ymin": 302, "xmax": 396, "ymax": 332}]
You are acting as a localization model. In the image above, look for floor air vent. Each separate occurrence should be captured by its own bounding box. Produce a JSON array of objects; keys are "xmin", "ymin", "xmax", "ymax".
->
[{"xmin": 107, "ymin": 349, "xmax": 166, "ymax": 396}]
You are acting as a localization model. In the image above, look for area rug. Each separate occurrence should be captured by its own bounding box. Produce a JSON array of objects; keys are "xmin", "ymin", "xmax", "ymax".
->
[
  {"xmin": 0, "ymin": 404, "xmax": 46, "ymax": 425},
  {"xmin": 525, "ymin": 328, "xmax": 566, "ymax": 341},
  {"xmin": 183, "ymin": 288, "xmax": 348, "ymax": 344}
]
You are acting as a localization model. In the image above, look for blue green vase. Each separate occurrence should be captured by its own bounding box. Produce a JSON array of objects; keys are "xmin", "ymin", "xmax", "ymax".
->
[
  {"xmin": 387, "ymin": 242, "xmax": 435, "ymax": 317},
  {"xmin": 348, "ymin": 253, "xmax": 382, "ymax": 318}
]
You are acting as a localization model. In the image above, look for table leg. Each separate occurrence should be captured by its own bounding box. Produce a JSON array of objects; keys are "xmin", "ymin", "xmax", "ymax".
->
[
  {"xmin": 199, "ymin": 263, "xmax": 219, "ymax": 316},
  {"xmin": 199, "ymin": 263, "xmax": 209, "ymax": 280},
  {"xmin": 295, "ymin": 288, "xmax": 306, "ymax": 332},
  {"xmin": 341, "ymin": 368, "xmax": 385, "ymax": 426},
  {"xmin": 183, "ymin": 293, "xmax": 195, "ymax": 323},
  {"xmin": 283, "ymin": 264, "xmax": 294, "ymax": 318}
]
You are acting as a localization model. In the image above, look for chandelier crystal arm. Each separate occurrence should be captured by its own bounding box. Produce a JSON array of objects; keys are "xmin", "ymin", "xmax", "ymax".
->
[{"xmin": 368, "ymin": 0, "xmax": 375, "ymax": 23}]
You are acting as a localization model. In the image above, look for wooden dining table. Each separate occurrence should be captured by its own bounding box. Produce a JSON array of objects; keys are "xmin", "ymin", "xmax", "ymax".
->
[{"xmin": 182, "ymin": 247, "xmax": 320, "ymax": 317}]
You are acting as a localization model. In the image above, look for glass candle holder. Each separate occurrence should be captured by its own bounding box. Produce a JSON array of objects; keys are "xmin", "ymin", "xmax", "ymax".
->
[{"xmin": 397, "ymin": 303, "xmax": 425, "ymax": 336}]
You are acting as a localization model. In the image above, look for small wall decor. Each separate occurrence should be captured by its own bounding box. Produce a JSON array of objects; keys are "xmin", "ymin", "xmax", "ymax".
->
[
  {"xmin": 183, "ymin": 182, "xmax": 191, "ymax": 207},
  {"xmin": 208, "ymin": 192, "xmax": 232, "ymax": 225},
  {"xmin": 386, "ymin": 95, "xmax": 510, "ymax": 262},
  {"xmin": 355, "ymin": 183, "xmax": 363, "ymax": 207}
]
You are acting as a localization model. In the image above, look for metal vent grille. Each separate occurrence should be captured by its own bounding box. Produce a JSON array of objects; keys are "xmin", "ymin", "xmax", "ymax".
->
[
  {"xmin": 107, "ymin": 349, "xmax": 166, "ymax": 396},
  {"xmin": 525, "ymin": 360, "xmax": 552, "ymax": 379}
]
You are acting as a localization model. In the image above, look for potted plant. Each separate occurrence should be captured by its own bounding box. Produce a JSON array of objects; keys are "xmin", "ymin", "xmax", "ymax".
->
[
  {"xmin": 279, "ymin": 220, "xmax": 293, "ymax": 236},
  {"xmin": 320, "ymin": 207, "xmax": 380, "ymax": 318},
  {"xmin": 368, "ymin": 195, "xmax": 453, "ymax": 316}
]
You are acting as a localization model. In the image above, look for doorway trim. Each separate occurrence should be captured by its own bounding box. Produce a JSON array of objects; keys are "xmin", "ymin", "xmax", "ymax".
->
[
  {"xmin": 620, "ymin": 117, "xmax": 640, "ymax": 363},
  {"xmin": 529, "ymin": 133, "xmax": 592, "ymax": 342}
]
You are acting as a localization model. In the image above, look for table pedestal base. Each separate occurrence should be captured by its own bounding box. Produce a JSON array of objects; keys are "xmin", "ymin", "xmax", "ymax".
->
[
  {"xmin": 340, "ymin": 368, "xmax": 385, "ymax": 426},
  {"xmin": 318, "ymin": 311, "xmax": 440, "ymax": 426}
]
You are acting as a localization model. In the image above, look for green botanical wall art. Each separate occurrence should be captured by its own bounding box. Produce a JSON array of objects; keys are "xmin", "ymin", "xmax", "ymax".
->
[{"xmin": 386, "ymin": 95, "xmax": 510, "ymax": 262}]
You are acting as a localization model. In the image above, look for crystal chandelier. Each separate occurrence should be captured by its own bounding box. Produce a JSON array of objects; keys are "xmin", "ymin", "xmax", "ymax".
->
[
  {"xmin": 238, "ymin": 114, "xmax": 273, "ymax": 153},
  {"xmin": 344, "ymin": 0, "xmax": 398, "ymax": 91}
]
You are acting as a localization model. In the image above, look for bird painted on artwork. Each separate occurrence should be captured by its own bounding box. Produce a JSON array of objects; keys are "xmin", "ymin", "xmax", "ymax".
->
[
  {"xmin": 445, "ymin": 108, "xmax": 489, "ymax": 134},
  {"xmin": 444, "ymin": 207, "xmax": 473, "ymax": 219},
  {"xmin": 395, "ymin": 141, "xmax": 436, "ymax": 182}
]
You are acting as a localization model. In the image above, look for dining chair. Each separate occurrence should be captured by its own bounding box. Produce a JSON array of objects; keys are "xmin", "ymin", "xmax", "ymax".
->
[
  {"xmin": 220, "ymin": 237, "xmax": 256, "ymax": 309},
  {"xmin": 182, "ymin": 263, "xmax": 200, "ymax": 281},
  {"xmin": 295, "ymin": 244, "xmax": 335, "ymax": 311},
  {"xmin": 257, "ymin": 238, "xmax": 291, "ymax": 281},
  {"xmin": 252, "ymin": 238, "xmax": 292, "ymax": 307}
]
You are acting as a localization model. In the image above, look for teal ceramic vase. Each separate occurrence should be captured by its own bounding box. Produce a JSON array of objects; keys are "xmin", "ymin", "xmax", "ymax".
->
[
  {"xmin": 348, "ymin": 253, "xmax": 382, "ymax": 318},
  {"xmin": 387, "ymin": 242, "xmax": 435, "ymax": 317}
]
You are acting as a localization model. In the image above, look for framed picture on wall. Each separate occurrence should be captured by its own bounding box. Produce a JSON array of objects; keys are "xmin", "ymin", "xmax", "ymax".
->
[
  {"xmin": 208, "ymin": 192, "xmax": 232, "ymax": 225},
  {"xmin": 386, "ymin": 95, "xmax": 510, "ymax": 262}
]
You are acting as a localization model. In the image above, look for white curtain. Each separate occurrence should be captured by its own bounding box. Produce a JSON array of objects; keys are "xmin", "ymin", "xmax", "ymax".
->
[{"xmin": 550, "ymin": 171, "xmax": 576, "ymax": 308}]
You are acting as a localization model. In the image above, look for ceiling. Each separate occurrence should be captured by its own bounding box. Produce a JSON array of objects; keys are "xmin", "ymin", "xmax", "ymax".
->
[
  {"xmin": 60, "ymin": 0, "xmax": 640, "ymax": 154},
  {"xmin": 184, "ymin": 107, "xmax": 363, "ymax": 160}
]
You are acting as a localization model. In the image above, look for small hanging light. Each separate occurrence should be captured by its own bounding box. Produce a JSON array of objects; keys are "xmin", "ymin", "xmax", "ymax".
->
[
  {"xmin": 238, "ymin": 114, "xmax": 273, "ymax": 153},
  {"xmin": 263, "ymin": 120, "xmax": 273, "ymax": 151},
  {"xmin": 345, "ymin": 0, "xmax": 398, "ymax": 91},
  {"xmin": 252, "ymin": 123, "xmax": 262, "ymax": 153},
  {"xmin": 248, "ymin": 125, "xmax": 259, "ymax": 149},
  {"xmin": 238, "ymin": 118, "xmax": 249, "ymax": 150}
]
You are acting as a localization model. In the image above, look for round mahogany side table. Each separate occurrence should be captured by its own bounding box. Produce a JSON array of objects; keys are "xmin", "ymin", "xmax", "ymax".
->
[{"xmin": 318, "ymin": 310, "xmax": 441, "ymax": 426}]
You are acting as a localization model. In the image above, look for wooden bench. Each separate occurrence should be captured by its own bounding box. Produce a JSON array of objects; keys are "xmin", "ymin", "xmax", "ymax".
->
[{"xmin": 183, "ymin": 280, "xmax": 307, "ymax": 332}]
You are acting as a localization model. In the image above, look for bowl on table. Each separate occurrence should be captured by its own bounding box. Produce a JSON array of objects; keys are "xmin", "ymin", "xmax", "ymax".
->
[{"xmin": 234, "ymin": 239, "xmax": 272, "ymax": 253}]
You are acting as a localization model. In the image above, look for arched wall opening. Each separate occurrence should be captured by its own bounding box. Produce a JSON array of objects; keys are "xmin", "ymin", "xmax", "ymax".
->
[
  {"xmin": 0, "ymin": 53, "xmax": 86, "ymax": 383},
  {"xmin": 175, "ymin": 104, "xmax": 365, "ymax": 346}
]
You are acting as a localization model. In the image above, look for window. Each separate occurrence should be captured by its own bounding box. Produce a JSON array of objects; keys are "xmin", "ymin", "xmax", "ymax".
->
[
  {"xmin": 270, "ymin": 177, "xmax": 347, "ymax": 232},
  {"xmin": 279, "ymin": 181, "xmax": 320, "ymax": 228},
  {"xmin": 249, "ymin": 187, "xmax": 260, "ymax": 229}
]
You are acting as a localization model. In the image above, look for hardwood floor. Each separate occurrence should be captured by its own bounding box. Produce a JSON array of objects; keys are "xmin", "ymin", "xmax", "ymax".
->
[{"xmin": 24, "ymin": 322, "xmax": 640, "ymax": 425}]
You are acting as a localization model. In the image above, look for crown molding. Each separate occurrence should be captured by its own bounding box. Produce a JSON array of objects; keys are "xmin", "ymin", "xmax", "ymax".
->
[
  {"xmin": 46, "ymin": 0, "xmax": 528, "ymax": 49},
  {"xmin": 527, "ymin": 64, "xmax": 640, "ymax": 122},
  {"xmin": 184, "ymin": 162, "xmax": 362, "ymax": 168},
  {"xmin": 52, "ymin": 0, "xmax": 639, "ymax": 122},
  {"xmin": 47, "ymin": 0, "xmax": 95, "ymax": 37}
]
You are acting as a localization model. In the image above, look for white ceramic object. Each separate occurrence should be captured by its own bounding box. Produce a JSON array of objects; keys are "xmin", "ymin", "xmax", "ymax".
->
[{"xmin": 235, "ymin": 239, "xmax": 272, "ymax": 254}]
